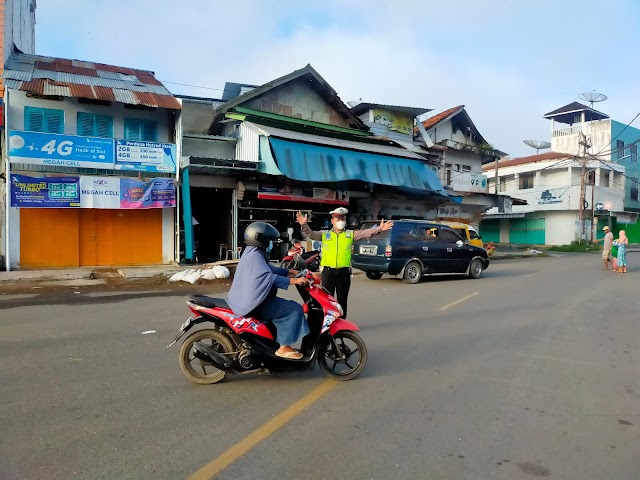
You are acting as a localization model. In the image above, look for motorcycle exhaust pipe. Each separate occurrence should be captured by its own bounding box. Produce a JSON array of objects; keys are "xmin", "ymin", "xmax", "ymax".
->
[{"xmin": 193, "ymin": 341, "xmax": 233, "ymax": 370}]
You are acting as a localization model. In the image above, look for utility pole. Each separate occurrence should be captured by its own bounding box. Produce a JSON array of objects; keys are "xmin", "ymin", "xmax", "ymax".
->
[{"xmin": 578, "ymin": 131, "xmax": 591, "ymax": 242}]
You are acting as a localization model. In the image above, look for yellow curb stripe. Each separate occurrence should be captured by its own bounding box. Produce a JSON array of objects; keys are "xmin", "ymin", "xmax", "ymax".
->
[
  {"xmin": 189, "ymin": 379, "xmax": 338, "ymax": 480},
  {"xmin": 439, "ymin": 292, "xmax": 479, "ymax": 311}
]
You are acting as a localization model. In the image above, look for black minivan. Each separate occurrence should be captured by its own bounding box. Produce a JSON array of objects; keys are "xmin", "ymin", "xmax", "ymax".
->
[{"xmin": 351, "ymin": 220, "xmax": 490, "ymax": 284}]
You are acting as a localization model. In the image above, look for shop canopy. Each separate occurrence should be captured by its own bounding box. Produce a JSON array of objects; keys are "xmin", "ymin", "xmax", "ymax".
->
[{"xmin": 251, "ymin": 123, "xmax": 450, "ymax": 197}]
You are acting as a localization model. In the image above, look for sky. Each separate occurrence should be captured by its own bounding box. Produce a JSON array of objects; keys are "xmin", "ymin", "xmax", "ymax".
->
[{"xmin": 35, "ymin": 0, "xmax": 640, "ymax": 158}]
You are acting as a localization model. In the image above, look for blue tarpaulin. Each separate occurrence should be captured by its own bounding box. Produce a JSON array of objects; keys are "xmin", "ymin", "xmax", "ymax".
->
[{"xmin": 268, "ymin": 137, "xmax": 449, "ymax": 197}]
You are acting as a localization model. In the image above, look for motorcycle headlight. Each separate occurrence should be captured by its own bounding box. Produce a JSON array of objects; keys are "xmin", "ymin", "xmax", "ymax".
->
[{"xmin": 329, "ymin": 301, "xmax": 343, "ymax": 316}]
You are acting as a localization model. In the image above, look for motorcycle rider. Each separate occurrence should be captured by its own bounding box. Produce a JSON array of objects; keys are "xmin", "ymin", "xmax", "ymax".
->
[
  {"xmin": 297, "ymin": 208, "xmax": 393, "ymax": 317},
  {"xmin": 227, "ymin": 222, "xmax": 310, "ymax": 360}
]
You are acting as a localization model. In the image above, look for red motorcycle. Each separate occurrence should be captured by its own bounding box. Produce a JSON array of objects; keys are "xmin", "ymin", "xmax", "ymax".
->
[
  {"xmin": 280, "ymin": 243, "xmax": 321, "ymax": 272},
  {"xmin": 167, "ymin": 270, "xmax": 367, "ymax": 384}
]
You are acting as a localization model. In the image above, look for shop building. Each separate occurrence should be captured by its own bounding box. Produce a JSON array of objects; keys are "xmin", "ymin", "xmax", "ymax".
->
[
  {"xmin": 178, "ymin": 65, "xmax": 453, "ymax": 263},
  {"xmin": 2, "ymin": 53, "xmax": 181, "ymax": 269}
]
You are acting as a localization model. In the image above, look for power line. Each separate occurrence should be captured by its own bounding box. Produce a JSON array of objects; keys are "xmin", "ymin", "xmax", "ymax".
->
[
  {"xmin": 592, "ymin": 112, "xmax": 640, "ymax": 157},
  {"xmin": 160, "ymin": 80, "xmax": 226, "ymax": 92}
]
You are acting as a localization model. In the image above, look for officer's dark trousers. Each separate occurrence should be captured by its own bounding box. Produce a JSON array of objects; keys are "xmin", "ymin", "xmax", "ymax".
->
[{"xmin": 321, "ymin": 267, "xmax": 351, "ymax": 318}]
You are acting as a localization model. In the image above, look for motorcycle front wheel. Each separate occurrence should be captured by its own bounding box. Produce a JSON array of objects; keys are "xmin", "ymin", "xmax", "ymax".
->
[
  {"xmin": 280, "ymin": 260, "xmax": 294, "ymax": 269},
  {"xmin": 318, "ymin": 331, "xmax": 367, "ymax": 381}
]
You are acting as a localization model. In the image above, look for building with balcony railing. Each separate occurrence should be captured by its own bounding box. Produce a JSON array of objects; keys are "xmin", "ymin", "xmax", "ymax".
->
[
  {"xmin": 481, "ymin": 152, "xmax": 628, "ymax": 245},
  {"xmin": 543, "ymin": 101, "xmax": 640, "ymax": 240}
]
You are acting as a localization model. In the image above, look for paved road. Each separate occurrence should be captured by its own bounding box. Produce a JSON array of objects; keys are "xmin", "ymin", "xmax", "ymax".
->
[{"xmin": 1, "ymin": 254, "xmax": 638, "ymax": 480}]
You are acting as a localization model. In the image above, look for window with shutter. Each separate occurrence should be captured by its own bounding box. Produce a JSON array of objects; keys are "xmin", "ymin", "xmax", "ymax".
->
[
  {"xmin": 125, "ymin": 118, "xmax": 157, "ymax": 142},
  {"xmin": 25, "ymin": 107, "xmax": 64, "ymax": 133},
  {"xmin": 77, "ymin": 113, "xmax": 113, "ymax": 137},
  {"xmin": 96, "ymin": 116, "xmax": 112, "ymax": 137}
]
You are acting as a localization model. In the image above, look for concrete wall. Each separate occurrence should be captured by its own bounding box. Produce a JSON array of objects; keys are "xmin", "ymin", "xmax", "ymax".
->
[
  {"xmin": 7, "ymin": 90, "xmax": 174, "ymax": 141},
  {"xmin": 182, "ymin": 137, "xmax": 235, "ymax": 160},
  {"xmin": 612, "ymin": 120, "xmax": 640, "ymax": 211},
  {"xmin": 243, "ymin": 79, "xmax": 350, "ymax": 128},
  {"xmin": 162, "ymin": 208, "xmax": 174, "ymax": 263},
  {"xmin": 181, "ymin": 99, "xmax": 221, "ymax": 134},
  {"xmin": 4, "ymin": 0, "xmax": 35, "ymax": 63},
  {"xmin": 551, "ymin": 119, "xmax": 612, "ymax": 159},
  {"xmin": 0, "ymin": 179, "xmax": 5, "ymax": 262}
]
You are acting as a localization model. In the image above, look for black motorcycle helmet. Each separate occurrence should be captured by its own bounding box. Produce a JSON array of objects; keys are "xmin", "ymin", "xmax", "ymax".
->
[{"xmin": 244, "ymin": 221, "xmax": 279, "ymax": 249}]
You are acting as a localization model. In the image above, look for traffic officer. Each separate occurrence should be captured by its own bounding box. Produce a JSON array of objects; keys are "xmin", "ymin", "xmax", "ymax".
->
[{"xmin": 297, "ymin": 208, "xmax": 393, "ymax": 318}]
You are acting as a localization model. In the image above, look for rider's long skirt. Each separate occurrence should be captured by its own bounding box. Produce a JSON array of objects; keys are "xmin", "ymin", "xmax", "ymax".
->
[{"xmin": 253, "ymin": 296, "xmax": 309, "ymax": 346}]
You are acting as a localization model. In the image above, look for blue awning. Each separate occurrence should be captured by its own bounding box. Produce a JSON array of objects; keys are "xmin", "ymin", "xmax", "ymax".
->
[{"xmin": 268, "ymin": 137, "xmax": 449, "ymax": 197}]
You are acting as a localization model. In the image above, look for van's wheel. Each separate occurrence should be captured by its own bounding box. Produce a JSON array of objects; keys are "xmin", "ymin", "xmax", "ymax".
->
[
  {"xmin": 403, "ymin": 261, "xmax": 422, "ymax": 284},
  {"xmin": 366, "ymin": 271, "xmax": 383, "ymax": 280},
  {"xmin": 178, "ymin": 329, "xmax": 235, "ymax": 385},
  {"xmin": 468, "ymin": 259, "xmax": 483, "ymax": 279}
]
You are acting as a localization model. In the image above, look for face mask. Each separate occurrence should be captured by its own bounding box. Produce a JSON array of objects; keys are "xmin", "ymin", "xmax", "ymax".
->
[
  {"xmin": 266, "ymin": 240, "xmax": 273, "ymax": 253},
  {"xmin": 335, "ymin": 220, "xmax": 346, "ymax": 231}
]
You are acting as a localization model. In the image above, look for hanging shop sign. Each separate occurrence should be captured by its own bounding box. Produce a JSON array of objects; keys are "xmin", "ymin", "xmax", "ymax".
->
[
  {"xmin": 10, "ymin": 174, "xmax": 175, "ymax": 209},
  {"xmin": 115, "ymin": 140, "xmax": 177, "ymax": 173},
  {"xmin": 258, "ymin": 185, "xmax": 349, "ymax": 205},
  {"xmin": 9, "ymin": 131, "xmax": 114, "ymax": 169}
]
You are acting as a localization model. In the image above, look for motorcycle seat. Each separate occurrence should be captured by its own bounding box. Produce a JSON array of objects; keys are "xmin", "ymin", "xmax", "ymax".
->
[{"xmin": 189, "ymin": 295, "xmax": 230, "ymax": 310}]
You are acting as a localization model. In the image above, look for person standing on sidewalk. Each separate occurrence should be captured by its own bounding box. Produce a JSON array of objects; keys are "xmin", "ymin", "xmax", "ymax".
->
[
  {"xmin": 297, "ymin": 208, "xmax": 393, "ymax": 318},
  {"xmin": 595, "ymin": 226, "xmax": 614, "ymax": 270}
]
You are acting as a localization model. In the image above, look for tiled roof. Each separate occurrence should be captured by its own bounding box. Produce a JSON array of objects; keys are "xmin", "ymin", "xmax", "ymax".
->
[
  {"xmin": 421, "ymin": 105, "xmax": 464, "ymax": 130},
  {"xmin": 2, "ymin": 53, "xmax": 181, "ymax": 110},
  {"xmin": 481, "ymin": 151, "xmax": 571, "ymax": 171}
]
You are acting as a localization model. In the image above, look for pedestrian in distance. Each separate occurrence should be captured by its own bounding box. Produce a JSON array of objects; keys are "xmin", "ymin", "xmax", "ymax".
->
[
  {"xmin": 595, "ymin": 225, "xmax": 614, "ymax": 270},
  {"xmin": 613, "ymin": 230, "xmax": 628, "ymax": 273},
  {"xmin": 296, "ymin": 208, "xmax": 393, "ymax": 318}
]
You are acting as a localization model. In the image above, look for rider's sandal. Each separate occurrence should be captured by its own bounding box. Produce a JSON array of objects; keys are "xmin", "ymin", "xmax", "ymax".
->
[{"xmin": 275, "ymin": 350, "xmax": 303, "ymax": 359}]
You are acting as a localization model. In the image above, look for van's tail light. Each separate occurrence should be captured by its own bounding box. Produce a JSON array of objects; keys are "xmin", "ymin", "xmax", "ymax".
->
[{"xmin": 385, "ymin": 245, "xmax": 392, "ymax": 257}]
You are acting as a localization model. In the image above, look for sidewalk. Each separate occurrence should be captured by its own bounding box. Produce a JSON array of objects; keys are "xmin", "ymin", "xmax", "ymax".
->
[{"xmin": 0, "ymin": 261, "xmax": 238, "ymax": 287}]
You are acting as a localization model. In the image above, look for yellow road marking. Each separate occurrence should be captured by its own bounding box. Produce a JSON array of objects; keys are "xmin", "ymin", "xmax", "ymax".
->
[
  {"xmin": 189, "ymin": 379, "xmax": 338, "ymax": 480},
  {"xmin": 439, "ymin": 292, "xmax": 479, "ymax": 311}
]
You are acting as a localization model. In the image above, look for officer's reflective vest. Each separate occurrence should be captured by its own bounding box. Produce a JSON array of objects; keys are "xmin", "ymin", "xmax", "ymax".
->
[{"xmin": 320, "ymin": 229, "xmax": 353, "ymax": 268}]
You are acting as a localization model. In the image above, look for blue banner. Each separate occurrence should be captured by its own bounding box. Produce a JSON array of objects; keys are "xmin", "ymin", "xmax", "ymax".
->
[
  {"xmin": 120, "ymin": 177, "xmax": 176, "ymax": 208},
  {"xmin": 9, "ymin": 130, "xmax": 115, "ymax": 169},
  {"xmin": 115, "ymin": 140, "xmax": 177, "ymax": 173},
  {"xmin": 10, "ymin": 174, "xmax": 175, "ymax": 209},
  {"xmin": 10, "ymin": 174, "xmax": 80, "ymax": 207}
]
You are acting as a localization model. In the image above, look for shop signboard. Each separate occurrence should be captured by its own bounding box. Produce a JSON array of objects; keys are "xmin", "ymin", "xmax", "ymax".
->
[
  {"xmin": 450, "ymin": 172, "xmax": 488, "ymax": 193},
  {"xmin": 115, "ymin": 140, "xmax": 177, "ymax": 173},
  {"xmin": 9, "ymin": 130, "xmax": 114, "ymax": 169},
  {"xmin": 10, "ymin": 174, "xmax": 80, "ymax": 207},
  {"xmin": 11, "ymin": 174, "xmax": 175, "ymax": 209},
  {"xmin": 258, "ymin": 185, "xmax": 349, "ymax": 205},
  {"xmin": 79, "ymin": 176, "xmax": 122, "ymax": 209}
]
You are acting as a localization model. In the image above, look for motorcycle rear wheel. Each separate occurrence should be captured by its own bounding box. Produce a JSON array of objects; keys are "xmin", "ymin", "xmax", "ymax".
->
[
  {"xmin": 178, "ymin": 329, "xmax": 235, "ymax": 384},
  {"xmin": 318, "ymin": 331, "xmax": 367, "ymax": 381}
]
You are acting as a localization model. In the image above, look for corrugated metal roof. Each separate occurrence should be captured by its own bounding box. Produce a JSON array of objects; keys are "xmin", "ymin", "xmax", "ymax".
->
[
  {"xmin": 245, "ymin": 122, "xmax": 425, "ymax": 160},
  {"xmin": 3, "ymin": 70, "xmax": 32, "ymax": 81},
  {"xmin": 2, "ymin": 52, "xmax": 181, "ymax": 110},
  {"xmin": 43, "ymin": 82, "xmax": 71, "ymax": 96}
]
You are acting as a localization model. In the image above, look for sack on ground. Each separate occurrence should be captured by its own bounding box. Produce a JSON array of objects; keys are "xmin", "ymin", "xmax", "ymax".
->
[
  {"xmin": 200, "ymin": 269, "xmax": 218, "ymax": 281},
  {"xmin": 213, "ymin": 265, "xmax": 230, "ymax": 279},
  {"xmin": 183, "ymin": 270, "xmax": 201, "ymax": 285}
]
